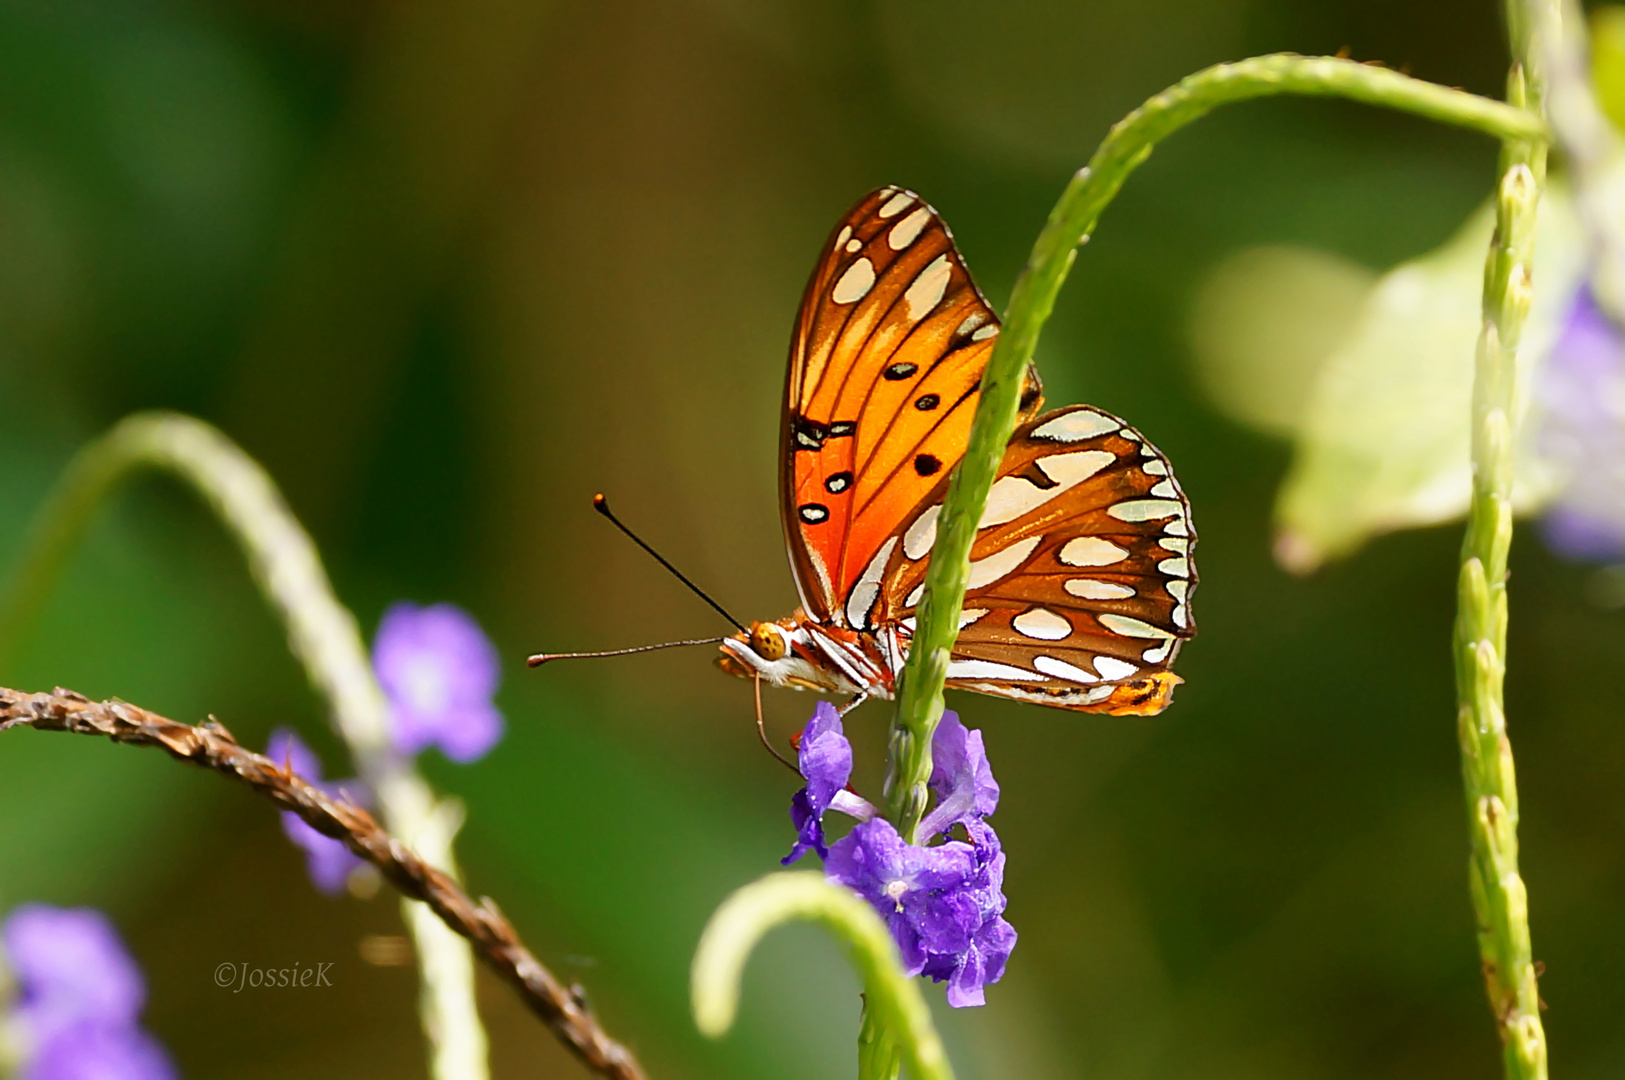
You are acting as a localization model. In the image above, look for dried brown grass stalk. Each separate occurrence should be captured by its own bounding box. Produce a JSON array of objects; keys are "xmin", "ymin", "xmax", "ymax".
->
[{"xmin": 0, "ymin": 686, "xmax": 647, "ymax": 1080}]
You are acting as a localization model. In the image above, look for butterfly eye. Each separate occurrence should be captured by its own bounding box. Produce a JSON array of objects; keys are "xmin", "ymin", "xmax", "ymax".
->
[{"xmin": 750, "ymin": 623, "xmax": 788, "ymax": 661}]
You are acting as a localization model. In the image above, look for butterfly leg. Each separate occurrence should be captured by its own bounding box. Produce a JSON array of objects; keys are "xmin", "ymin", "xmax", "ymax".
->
[{"xmin": 837, "ymin": 693, "xmax": 868, "ymax": 717}]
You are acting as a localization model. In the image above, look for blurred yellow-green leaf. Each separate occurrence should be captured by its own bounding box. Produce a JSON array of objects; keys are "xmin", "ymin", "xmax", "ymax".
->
[{"xmin": 1191, "ymin": 188, "xmax": 1585, "ymax": 572}]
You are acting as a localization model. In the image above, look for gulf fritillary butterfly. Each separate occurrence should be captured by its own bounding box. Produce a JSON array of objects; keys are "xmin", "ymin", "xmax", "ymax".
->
[{"xmin": 714, "ymin": 187, "xmax": 1197, "ymax": 716}]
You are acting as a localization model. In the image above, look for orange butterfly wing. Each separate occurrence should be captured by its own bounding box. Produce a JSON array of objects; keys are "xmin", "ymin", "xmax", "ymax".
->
[
  {"xmin": 869, "ymin": 405, "xmax": 1197, "ymax": 714},
  {"xmin": 780, "ymin": 187, "xmax": 1040, "ymax": 625}
]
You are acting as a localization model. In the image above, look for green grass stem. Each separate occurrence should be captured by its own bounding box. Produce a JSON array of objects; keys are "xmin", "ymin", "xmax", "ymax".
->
[
  {"xmin": 1451, "ymin": 4, "xmax": 1551, "ymax": 1076},
  {"xmin": 887, "ymin": 52, "xmax": 1551, "ymax": 840},
  {"xmin": 691, "ymin": 871, "xmax": 952, "ymax": 1080}
]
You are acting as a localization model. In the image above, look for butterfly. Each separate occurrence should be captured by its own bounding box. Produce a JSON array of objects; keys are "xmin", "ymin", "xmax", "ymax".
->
[{"xmin": 714, "ymin": 187, "xmax": 1197, "ymax": 716}]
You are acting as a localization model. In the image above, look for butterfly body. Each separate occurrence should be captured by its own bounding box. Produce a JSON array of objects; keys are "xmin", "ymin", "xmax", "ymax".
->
[{"xmin": 721, "ymin": 187, "xmax": 1197, "ymax": 716}]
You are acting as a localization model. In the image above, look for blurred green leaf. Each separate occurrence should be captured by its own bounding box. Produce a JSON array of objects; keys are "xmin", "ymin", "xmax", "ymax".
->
[
  {"xmin": 1194, "ymin": 187, "xmax": 1584, "ymax": 572},
  {"xmin": 1188, "ymin": 245, "xmax": 1377, "ymax": 438}
]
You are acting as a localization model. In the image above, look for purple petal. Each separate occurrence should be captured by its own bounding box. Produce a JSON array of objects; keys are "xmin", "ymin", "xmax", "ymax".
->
[
  {"xmin": 781, "ymin": 789, "xmax": 827, "ymax": 865},
  {"xmin": 938, "ymin": 917, "xmax": 1018, "ymax": 1008},
  {"xmin": 374, "ymin": 602, "xmax": 504, "ymax": 761},
  {"xmin": 280, "ymin": 812, "xmax": 362, "ymax": 895},
  {"xmin": 1539, "ymin": 504, "xmax": 1625, "ymax": 563},
  {"xmin": 2, "ymin": 907, "xmax": 144, "ymax": 1040},
  {"xmin": 22, "ymin": 1023, "xmax": 176, "ymax": 1080},
  {"xmin": 919, "ymin": 712, "xmax": 999, "ymax": 840},
  {"xmin": 797, "ymin": 702, "xmax": 852, "ymax": 806},
  {"xmin": 1537, "ymin": 288, "xmax": 1625, "ymax": 561},
  {"xmin": 780, "ymin": 703, "xmax": 856, "ymax": 864},
  {"xmin": 266, "ymin": 727, "xmax": 324, "ymax": 783}
]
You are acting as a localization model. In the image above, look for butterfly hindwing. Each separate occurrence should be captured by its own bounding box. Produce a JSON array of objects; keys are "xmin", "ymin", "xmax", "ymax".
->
[
  {"xmin": 870, "ymin": 404, "xmax": 1196, "ymax": 714},
  {"xmin": 780, "ymin": 187, "xmax": 1039, "ymax": 625}
]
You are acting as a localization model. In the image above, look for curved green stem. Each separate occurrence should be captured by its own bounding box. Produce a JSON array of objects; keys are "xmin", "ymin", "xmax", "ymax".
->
[
  {"xmin": 1452, "ymin": 5, "xmax": 1551, "ymax": 1077},
  {"xmin": 692, "ymin": 871, "xmax": 953, "ymax": 1080},
  {"xmin": 886, "ymin": 53, "xmax": 1549, "ymax": 838},
  {"xmin": 0, "ymin": 412, "xmax": 488, "ymax": 1080}
]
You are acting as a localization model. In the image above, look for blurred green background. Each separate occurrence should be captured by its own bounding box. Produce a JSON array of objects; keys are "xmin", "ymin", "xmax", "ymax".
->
[{"xmin": 2, "ymin": 1, "xmax": 1622, "ymax": 1077}]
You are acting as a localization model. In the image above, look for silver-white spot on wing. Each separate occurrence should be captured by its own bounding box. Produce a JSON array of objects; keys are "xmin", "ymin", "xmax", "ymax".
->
[
  {"xmin": 1036, "ymin": 449, "xmax": 1116, "ymax": 486},
  {"xmin": 1034, "ymin": 655, "xmax": 1098, "ymax": 683},
  {"xmin": 845, "ymin": 238, "xmax": 862, "ymax": 253},
  {"xmin": 1142, "ymin": 640, "xmax": 1175, "ymax": 664},
  {"xmin": 975, "ymin": 468, "xmax": 1073, "ymax": 529},
  {"xmin": 834, "ymin": 225, "xmax": 852, "ymax": 249},
  {"xmin": 1065, "ymin": 578, "xmax": 1136, "ymax": 600},
  {"xmin": 1160, "ymin": 537, "xmax": 1189, "ymax": 554},
  {"xmin": 1149, "ymin": 479, "xmax": 1178, "ymax": 498},
  {"xmin": 1098, "ymin": 613, "xmax": 1173, "ymax": 640},
  {"xmin": 1011, "ymin": 607, "xmax": 1071, "ymax": 641},
  {"xmin": 1167, "ymin": 580, "xmax": 1189, "ymax": 602},
  {"xmin": 1157, "ymin": 556, "xmax": 1189, "ymax": 578},
  {"xmin": 1143, "ymin": 458, "xmax": 1168, "ymax": 476},
  {"xmin": 1032, "ymin": 409, "xmax": 1118, "ymax": 442},
  {"xmin": 1059, "ymin": 537, "xmax": 1128, "ymax": 567},
  {"xmin": 878, "ymin": 191, "xmax": 914, "ymax": 218},
  {"xmin": 971, "ymin": 324, "xmax": 999, "ymax": 341},
  {"xmin": 846, "ymin": 536, "xmax": 898, "ymax": 630},
  {"xmin": 902, "ymin": 254, "xmax": 951, "ymax": 320},
  {"xmin": 947, "ymin": 659, "xmax": 1045, "ymax": 681},
  {"xmin": 898, "ymin": 608, "xmax": 991, "ymax": 635},
  {"xmin": 833, "ymin": 257, "xmax": 876, "ymax": 304},
  {"xmin": 1164, "ymin": 518, "xmax": 1190, "ymax": 537},
  {"xmin": 956, "ymin": 312, "xmax": 985, "ymax": 336},
  {"xmin": 903, "ymin": 505, "xmax": 941, "ymax": 560},
  {"xmin": 910, "ymin": 534, "xmax": 1043, "ymax": 608},
  {"xmin": 966, "ymin": 536, "xmax": 1040, "ymax": 589},
  {"xmin": 1094, "ymin": 656, "xmax": 1139, "ymax": 681},
  {"xmin": 1108, "ymin": 498, "xmax": 1184, "ymax": 523},
  {"xmin": 888, "ymin": 207, "xmax": 931, "ymax": 250}
]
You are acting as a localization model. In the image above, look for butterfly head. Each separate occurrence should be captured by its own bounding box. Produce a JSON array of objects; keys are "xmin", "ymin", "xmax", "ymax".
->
[
  {"xmin": 716, "ymin": 619, "xmax": 791, "ymax": 680},
  {"xmin": 715, "ymin": 616, "xmax": 870, "ymax": 696}
]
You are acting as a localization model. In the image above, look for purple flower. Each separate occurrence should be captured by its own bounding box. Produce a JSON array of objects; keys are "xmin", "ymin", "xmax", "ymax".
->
[
  {"xmin": 824, "ymin": 817, "xmax": 1016, "ymax": 1007},
  {"xmin": 373, "ymin": 602, "xmax": 503, "ymax": 762},
  {"xmin": 1536, "ymin": 288, "xmax": 1625, "ymax": 561},
  {"xmin": 266, "ymin": 728, "xmax": 363, "ymax": 895},
  {"xmin": 777, "ymin": 706, "xmax": 1016, "ymax": 1005},
  {"xmin": 783, "ymin": 702, "xmax": 853, "ymax": 864},
  {"xmin": 782, "ymin": 703, "xmax": 877, "ymax": 865},
  {"xmin": 917, "ymin": 820, "xmax": 1016, "ymax": 1008},
  {"xmin": 2, "ymin": 905, "xmax": 176, "ymax": 1080},
  {"xmin": 919, "ymin": 711, "xmax": 999, "ymax": 840}
]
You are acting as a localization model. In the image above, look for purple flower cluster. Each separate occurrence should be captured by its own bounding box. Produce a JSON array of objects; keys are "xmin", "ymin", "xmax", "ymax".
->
[
  {"xmin": 782, "ymin": 704, "xmax": 1016, "ymax": 1008},
  {"xmin": 1537, "ymin": 288, "xmax": 1625, "ymax": 561},
  {"xmin": 269, "ymin": 601, "xmax": 504, "ymax": 895},
  {"xmin": 2, "ymin": 905, "xmax": 175, "ymax": 1080}
]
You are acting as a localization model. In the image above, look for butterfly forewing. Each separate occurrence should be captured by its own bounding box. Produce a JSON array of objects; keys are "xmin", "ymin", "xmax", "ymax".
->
[
  {"xmin": 872, "ymin": 404, "xmax": 1197, "ymax": 713},
  {"xmin": 780, "ymin": 187, "xmax": 1037, "ymax": 625}
]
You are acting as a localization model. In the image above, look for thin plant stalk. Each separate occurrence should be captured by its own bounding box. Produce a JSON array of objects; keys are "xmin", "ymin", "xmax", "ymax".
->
[
  {"xmin": 0, "ymin": 413, "xmax": 488, "ymax": 1080},
  {"xmin": 0, "ymin": 685, "xmax": 646, "ymax": 1080},
  {"xmin": 1452, "ymin": 4, "xmax": 1551, "ymax": 1076},
  {"xmin": 885, "ymin": 53, "xmax": 1550, "ymax": 840}
]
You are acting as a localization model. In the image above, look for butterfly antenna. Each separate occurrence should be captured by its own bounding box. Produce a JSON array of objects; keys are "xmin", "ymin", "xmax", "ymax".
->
[
  {"xmin": 592, "ymin": 493, "xmax": 747, "ymax": 633},
  {"xmin": 527, "ymin": 636, "xmax": 725, "ymax": 668}
]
